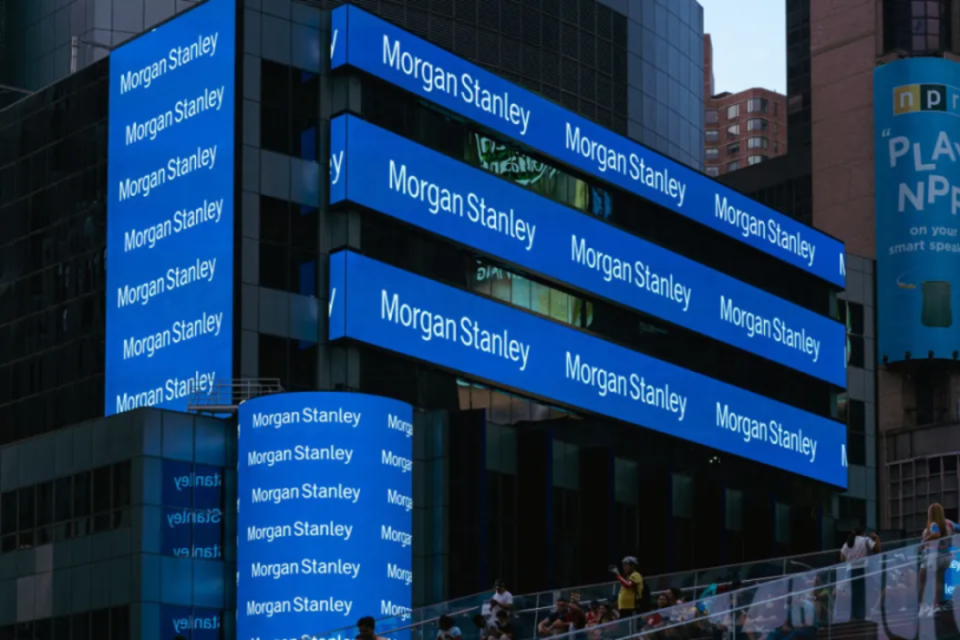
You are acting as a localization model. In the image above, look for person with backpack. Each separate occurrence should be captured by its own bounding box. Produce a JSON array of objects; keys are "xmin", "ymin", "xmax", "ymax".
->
[{"xmin": 610, "ymin": 555, "xmax": 648, "ymax": 617}]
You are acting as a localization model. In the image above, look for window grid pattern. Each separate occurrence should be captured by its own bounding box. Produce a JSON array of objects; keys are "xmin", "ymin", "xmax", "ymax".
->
[
  {"xmin": 0, "ymin": 462, "xmax": 131, "ymax": 553},
  {"xmin": 887, "ymin": 455, "xmax": 960, "ymax": 535},
  {"xmin": 883, "ymin": 0, "xmax": 952, "ymax": 55},
  {"xmin": 0, "ymin": 61, "xmax": 107, "ymax": 443},
  {"xmin": 319, "ymin": 0, "xmax": 630, "ymax": 134},
  {"xmin": 325, "ymin": 0, "xmax": 705, "ymax": 168},
  {"xmin": 0, "ymin": 607, "xmax": 130, "ymax": 640}
]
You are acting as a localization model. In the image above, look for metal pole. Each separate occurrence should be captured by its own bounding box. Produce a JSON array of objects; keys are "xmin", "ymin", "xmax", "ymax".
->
[{"xmin": 70, "ymin": 36, "xmax": 78, "ymax": 74}]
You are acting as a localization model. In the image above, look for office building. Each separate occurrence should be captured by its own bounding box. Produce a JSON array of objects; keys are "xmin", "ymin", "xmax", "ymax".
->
[
  {"xmin": 703, "ymin": 34, "xmax": 787, "ymax": 177},
  {"xmin": 805, "ymin": 0, "xmax": 960, "ymax": 535},
  {"xmin": 0, "ymin": 0, "xmax": 851, "ymax": 638}
]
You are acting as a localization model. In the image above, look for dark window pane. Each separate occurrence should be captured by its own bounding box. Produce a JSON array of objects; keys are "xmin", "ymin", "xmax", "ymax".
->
[
  {"xmin": 848, "ymin": 335, "xmax": 865, "ymax": 368},
  {"xmin": 113, "ymin": 462, "xmax": 131, "ymax": 508},
  {"xmin": 848, "ymin": 399, "xmax": 866, "ymax": 433},
  {"xmin": 1, "ymin": 492, "xmax": 16, "ymax": 535},
  {"xmin": 73, "ymin": 473, "xmax": 91, "ymax": 518},
  {"xmin": 17, "ymin": 486, "xmax": 35, "ymax": 531},
  {"xmin": 54, "ymin": 477, "xmax": 71, "ymax": 522},
  {"xmin": 91, "ymin": 609, "xmax": 108, "ymax": 638},
  {"xmin": 111, "ymin": 608, "xmax": 129, "ymax": 640},
  {"xmin": 51, "ymin": 619, "xmax": 68, "ymax": 640},
  {"xmin": 848, "ymin": 430, "xmax": 866, "ymax": 466},
  {"xmin": 848, "ymin": 302, "xmax": 865, "ymax": 335},
  {"xmin": 93, "ymin": 466, "xmax": 111, "ymax": 513},
  {"xmin": 33, "ymin": 620, "xmax": 49, "ymax": 640},
  {"xmin": 72, "ymin": 613, "xmax": 89, "ymax": 640},
  {"xmin": 36, "ymin": 482, "xmax": 52, "ymax": 527}
]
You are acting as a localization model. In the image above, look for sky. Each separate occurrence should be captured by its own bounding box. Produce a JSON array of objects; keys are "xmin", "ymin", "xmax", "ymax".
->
[{"xmin": 698, "ymin": 0, "xmax": 787, "ymax": 95}]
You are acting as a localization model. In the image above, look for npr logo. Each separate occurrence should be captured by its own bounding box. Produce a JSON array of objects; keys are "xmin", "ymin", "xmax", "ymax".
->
[{"xmin": 893, "ymin": 83, "xmax": 960, "ymax": 115}]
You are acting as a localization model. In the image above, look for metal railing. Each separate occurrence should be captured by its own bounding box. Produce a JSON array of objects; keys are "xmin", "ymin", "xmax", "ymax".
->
[
  {"xmin": 589, "ymin": 539, "xmax": 957, "ymax": 640},
  {"xmin": 305, "ymin": 537, "xmax": 925, "ymax": 640},
  {"xmin": 187, "ymin": 378, "xmax": 284, "ymax": 415}
]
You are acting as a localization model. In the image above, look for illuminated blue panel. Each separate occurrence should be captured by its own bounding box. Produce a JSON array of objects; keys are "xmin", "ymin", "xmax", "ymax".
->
[
  {"xmin": 875, "ymin": 58, "xmax": 960, "ymax": 363},
  {"xmin": 237, "ymin": 392, "xmax": 414, "ymax": 639},
  {"xmin": 328, "ymin": 251, "xmax": 848, "ymax": 487},
  {"xmin": 329, "ymin": 5, "xmax": 846, "ymax": 287},
  {"xmin": 106, "ymin": 0, "xmax": 235, "ymax": 415},
  {"xmin": 331, "ymin": 115, "xmax": 847, "ymax": 386}
]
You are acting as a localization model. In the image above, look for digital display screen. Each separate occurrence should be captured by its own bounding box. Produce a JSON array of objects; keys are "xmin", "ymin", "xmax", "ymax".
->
[
  {"xmin": 329, "ymin": 251, "xmax": 848, "ymax": 487},
  {"xmin": 105, "ymin": 0, "xmax": 235, "ymax": 415},
  {"xmin": 237, "ymin": 392, "xmax": 414, "ymax": 640},
  {"xmin": 329, "ymin": 5, "xmax": 846, "ymax": 287},
  {"xmin": 331, "ymin": 115, "xmax": 846, "ymax": 386},
  {"xmin": 874, "ymin": 58, "xmax": 960, "ymax": 362}
]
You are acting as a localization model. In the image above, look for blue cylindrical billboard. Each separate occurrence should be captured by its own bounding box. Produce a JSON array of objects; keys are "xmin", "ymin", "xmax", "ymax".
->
[
  {"xmin": 875, "ymin": 58, "xmax": 960, "ymax": 363},
  {"xmin": 237, "ymin": 392, "xmax": 414, "ymax": 640}
]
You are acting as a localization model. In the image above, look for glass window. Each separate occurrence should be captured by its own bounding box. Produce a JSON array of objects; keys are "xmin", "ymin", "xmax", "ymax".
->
[
  {"xmin": 705, "ymin": 148, "xmax": 719, "ymax": 159},
  {"xmin": 705, "ymin": 130, "xmax": 719, "ymax": 143},
  {"xmin": 706, "ymin": 167, "xmax": 719, "ymax": 177},
  {"xmin": 727, "ymin": 160, "xmax": 740, "ymax": 172},
  {"xmin": 747, "ymin": 136, "xmax": 769, "ymax": 149},
  {"xmin": 727, "ymin": 142, "xmax": 740, "ymax": 155},
  {"xmin": 747, "ymin": 155, "xmax": 767, "ymax": 165},
  {"xmin": 747, "ymin": 118, "xmax": 768, "ymax": 132},
  {"xmin": 705, "ymin": 109, "xmax": 719, "ymax": 124},
  {"xmin": 747, "ymin": 97, "xmax": 769, "ymax": 113},
  {"xmin": 726, "ymin": 103, "xmax": 740, "ymax": 119},
  {"xmin": 727, "ymin": 124, "xmax": 740, "ymax": 138}
]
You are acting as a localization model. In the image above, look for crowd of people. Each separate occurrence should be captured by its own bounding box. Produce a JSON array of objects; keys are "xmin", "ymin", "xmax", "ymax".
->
[{"xmin": 352, "ymin": 506, "xmax": 960, "ymax": 640}]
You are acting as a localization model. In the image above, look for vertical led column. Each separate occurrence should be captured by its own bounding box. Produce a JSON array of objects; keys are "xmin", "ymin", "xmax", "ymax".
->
[{"xmin": 237, "ymin": 392, "xmax": 414, "ymax": 640}]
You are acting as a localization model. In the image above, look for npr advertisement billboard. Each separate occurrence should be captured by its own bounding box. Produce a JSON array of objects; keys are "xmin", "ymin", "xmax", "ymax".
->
[{"xmin": 875, "ymin": 58, "xmax": 960, "ymax": 363}]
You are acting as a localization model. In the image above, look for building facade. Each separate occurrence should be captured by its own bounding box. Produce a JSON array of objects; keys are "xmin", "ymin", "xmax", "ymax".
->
[
  {"xmin": 0, "ymin": 0, "xmax": 853, "ymax": 637},
  {"xmin": 0, "ymin": 0, "xmax": 705, "ymax": 171},
  {"xmin": 702, "ymin": 34, "xmax": 787, "ymax": 177}
]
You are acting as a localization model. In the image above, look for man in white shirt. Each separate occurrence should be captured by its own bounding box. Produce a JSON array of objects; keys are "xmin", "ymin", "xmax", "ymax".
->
[
  {"xmin": 840, "ymin": 528, "xmax": 881, "ymax": 620},
  {"xmin": 489, "ymin": 580, "xmax": 514, "ymax": 620},
  {"xmin": 841, "ymin": 529, "xmax": 880, "ymax": 566}
]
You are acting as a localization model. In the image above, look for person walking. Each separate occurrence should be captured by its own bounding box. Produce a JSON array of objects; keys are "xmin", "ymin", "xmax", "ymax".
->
[{"xmin": 839, "ymin": 526, "xmax": 881, "ymax": 620}]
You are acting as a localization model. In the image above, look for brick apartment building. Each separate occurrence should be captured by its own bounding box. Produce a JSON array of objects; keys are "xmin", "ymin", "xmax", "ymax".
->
[{"xmin": 703, "ymin": 34, "xmax": 788, "ymax": 176}]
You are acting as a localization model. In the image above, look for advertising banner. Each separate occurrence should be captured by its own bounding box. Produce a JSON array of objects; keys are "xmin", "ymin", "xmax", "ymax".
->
[
  {"xmin": 237, "ymin": 392, "xmax": 414, "ymax": 640},
  {"xmin": 875, "ymin": 58, "xmax": 960, "ymax": 363},
  {"xmin": 330, "ymin": 5, "xmax": 846, "ymax": 287},
  {"xmin": 331, "ymin": 114, "xmax": 846, "ymax": 386},
  {"xmin": 329, "ymin": 251, "xmax": 848, "ymax": 487},
  {"xmin": 105, "ymin": 0, "xmax": 235, "ymax": 414}
]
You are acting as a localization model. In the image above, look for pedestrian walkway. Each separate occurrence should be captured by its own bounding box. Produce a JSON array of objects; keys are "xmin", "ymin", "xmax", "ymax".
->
[{"xmin": 306, "ymin": 537, "xmax": 927, "ymax": 640}]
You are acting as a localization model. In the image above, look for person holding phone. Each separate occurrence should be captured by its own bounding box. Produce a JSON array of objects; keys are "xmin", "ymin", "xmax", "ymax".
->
[{"xmin": 610, "ymin": 556, "xmax": 645, "ymax": 617}]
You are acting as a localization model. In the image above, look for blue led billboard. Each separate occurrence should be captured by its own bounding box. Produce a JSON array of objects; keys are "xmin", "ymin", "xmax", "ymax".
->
[
  {"xmin": 329, "ymin": 251, "xmax": 848, "ymax": 487},
  {"xmin": 331, "ymin": 115, "xmax": 847, "ymax": 386},
  {"xmin": 875, "ymin": 58, "xmax": 960, "ymax": 363},
  {"xmin": 329, "ymin": 5, "xmax": 846, "ymax": 287},
  {"xmin": 105, "ymin": 0, "xmax": 235, "ymax": 415},
  {"xmin": 237, "ymin": 392, "xmax": 414, "ymax": 640}
]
